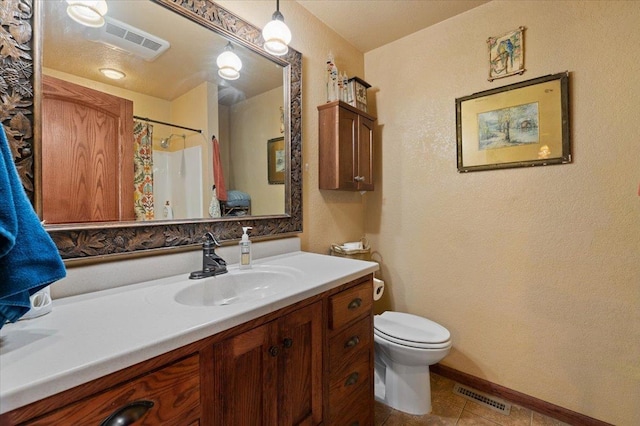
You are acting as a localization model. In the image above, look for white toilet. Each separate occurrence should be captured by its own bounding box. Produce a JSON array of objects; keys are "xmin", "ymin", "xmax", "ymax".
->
[{"xmin": 374, "ymin": 311, "xmax": 452, "ymax": 415}]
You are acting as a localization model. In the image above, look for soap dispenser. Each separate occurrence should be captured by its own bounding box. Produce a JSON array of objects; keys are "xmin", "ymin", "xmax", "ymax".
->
[{"xmin": 239, "ymin": 227, "xmax": 252, "ymax": 269}]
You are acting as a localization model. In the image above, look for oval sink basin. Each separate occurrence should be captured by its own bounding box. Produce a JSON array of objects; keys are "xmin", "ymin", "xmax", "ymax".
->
[{"xmin": 174, "ymin": 265, "xmax": 301, "ymax": 307}]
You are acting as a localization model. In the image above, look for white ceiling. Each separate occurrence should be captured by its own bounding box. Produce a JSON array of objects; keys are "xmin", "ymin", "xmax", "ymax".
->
[
  {"xmin": 296, "ymin": 0, "xmax": 491, "ymax": 52},
  {"xmin": 43, "ymin": 0, "xmax": 283, "ymax": 104},
  {"xmin": 43, "ymin": 1, "xmax": 491, "ymax": 104}
]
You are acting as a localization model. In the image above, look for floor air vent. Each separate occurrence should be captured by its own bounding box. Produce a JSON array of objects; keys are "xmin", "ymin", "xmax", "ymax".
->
[{"xmin": 453, "ymin": 383, "xmax": 512, "ymax": 415}]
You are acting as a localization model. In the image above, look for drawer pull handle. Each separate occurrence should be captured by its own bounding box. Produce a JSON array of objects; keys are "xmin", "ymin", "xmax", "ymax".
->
[
  {"xmin": 101, "ymin": 400, "xmax": 154, "ymax": 426},
  {"xmin": 344, "ymin": 336, "xmax": 360, "ymax": 349},
  {"xmin": 344, "ymin": 372, "xmax": 359, "ymax": 387},
  {"xmin": 348, "ymin": 298, "xmax": 362, "ymax": 310},
  {"xmin": 269, "ymin": 345, "xmax": 280, "ymax": 357},
  {"xmin": 283, "ymin": 338, "xmax": 293, "ymax": 348}
]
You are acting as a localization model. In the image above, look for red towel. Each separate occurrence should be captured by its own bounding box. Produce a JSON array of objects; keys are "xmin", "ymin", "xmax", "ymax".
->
[{"xmin": 212, "ymin": 136, "xmax": 227, "ymax": 201}]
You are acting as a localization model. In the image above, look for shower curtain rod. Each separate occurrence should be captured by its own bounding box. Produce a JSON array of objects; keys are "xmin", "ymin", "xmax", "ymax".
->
[{"xmin": 134, "ymin": 115, "xmax": 203, "ymax": 134}]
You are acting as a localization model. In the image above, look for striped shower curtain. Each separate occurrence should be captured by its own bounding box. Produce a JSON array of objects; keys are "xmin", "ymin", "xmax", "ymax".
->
[{"xmin": 133, "ymin": 120, "xmax": 154, "ymax": 220}]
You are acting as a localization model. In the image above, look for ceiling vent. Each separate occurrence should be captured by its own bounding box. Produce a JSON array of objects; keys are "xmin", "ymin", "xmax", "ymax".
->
[{"xmin": 84, "ymin": 16, "xmax": 170, "ymax": 62}]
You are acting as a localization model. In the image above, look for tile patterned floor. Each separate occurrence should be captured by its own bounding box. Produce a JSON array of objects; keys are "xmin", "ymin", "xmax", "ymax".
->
[{"xmin": 374, "ymin": 373, "xmax": 571, "ymax": 426}]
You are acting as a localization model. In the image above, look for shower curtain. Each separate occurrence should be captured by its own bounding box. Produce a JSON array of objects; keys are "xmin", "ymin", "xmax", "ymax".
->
[
  {"xmin": 133, "ymin": 121, "xmax": 154, "ymax": 220},
  {"xmin": 212, "ymin": 136, "xmax": 227, "ymax": 201}
]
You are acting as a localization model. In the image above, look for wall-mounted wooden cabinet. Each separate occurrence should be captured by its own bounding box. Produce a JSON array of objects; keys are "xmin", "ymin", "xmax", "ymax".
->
[{"xmin": 318, "ymin": 101, "xmax": 376, "ymax": 191}]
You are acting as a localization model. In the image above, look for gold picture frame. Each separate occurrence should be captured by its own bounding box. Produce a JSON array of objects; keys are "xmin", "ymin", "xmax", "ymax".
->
[
  {"xmin": 268, "ymin": 137, "xmax": 285, "ymax": 184},
  {"xmin": 456, "ymin": 72, "xmax": 571, "ymax": 172}
]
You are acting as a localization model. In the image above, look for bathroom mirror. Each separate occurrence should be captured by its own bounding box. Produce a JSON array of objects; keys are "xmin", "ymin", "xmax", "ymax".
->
[{"xmin": 2, "ymin": 0, "xmax": 301, "ymax": 261}]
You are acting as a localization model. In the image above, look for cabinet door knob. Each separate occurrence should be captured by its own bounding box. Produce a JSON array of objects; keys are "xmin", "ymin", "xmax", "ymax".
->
[
  {"xmin": 269, "ymin": 345, "xmax": 280, "ymax": 357},
  {"xmin": 354, "ymin": 175, "xmax": 364, "ymax": 182},
  {"xmin": 344, "ymin": 336, "xmax": 360, "ymax": 349},
  {"xmin": 344, "ymin": 372, "xmax": 359, "ymax": 387},
  {"xmin": 101, "ymin": 400, "xmax": 154, "ymax": 426},
  {"xmin": 348, "ymin": 298, "xmax": 362, "ymax": 310},
  {"xmin": 283, "ymin": 338, "xmax": 293, "ymax": 348}
]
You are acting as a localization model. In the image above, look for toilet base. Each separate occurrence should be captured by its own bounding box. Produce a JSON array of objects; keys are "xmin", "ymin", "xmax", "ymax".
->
[
  {"xmin": 374, "ymin": 370, "xmax": 385, "ymax": 401},
  {"xmin": 374, "ymin": 362, "xmax": 433, "ymax": 415}
]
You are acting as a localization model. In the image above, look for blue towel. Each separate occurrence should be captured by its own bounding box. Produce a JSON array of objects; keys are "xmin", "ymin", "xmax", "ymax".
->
[
  {"xmin": 225, "ymin": 190, "xmax": 251, "ymax": 207},
  {"xmin": 0, "ymin": 126, "xmax": 66, "ymax": 328}
]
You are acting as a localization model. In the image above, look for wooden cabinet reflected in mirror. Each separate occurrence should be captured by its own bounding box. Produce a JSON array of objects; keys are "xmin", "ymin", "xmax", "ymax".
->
[
  {"xmin": 1, "ymin": 0, "xmax": 302, "ymax": 261},
  {"xmin": 41, "ymin": 75, "xmax": 135, "ymax": 224}
]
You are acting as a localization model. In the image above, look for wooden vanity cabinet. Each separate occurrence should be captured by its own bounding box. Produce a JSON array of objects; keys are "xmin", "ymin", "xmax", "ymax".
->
[
  {"xmin": 2, "ymin": 275, "xmax": 374, "ymax": 426},
  {"xmin": 325, "ymin": 277, "xmax": 375, "ymax": 425},
  {"xmin": 318, "ymin": 101, "xmax": 376, "ymax": 191},
  {"xmin": 211, "ymin": 301, "xmax": 323, "ymax": 425},
  {"xmin": 6, "ymin": 353, "xmax": 202, "ymax": 426}
]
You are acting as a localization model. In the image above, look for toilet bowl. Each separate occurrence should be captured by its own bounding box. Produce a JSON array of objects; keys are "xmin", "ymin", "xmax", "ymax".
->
[{"xmin": 374, "ymin": 311, "xmax": 452, "ymax": 415}]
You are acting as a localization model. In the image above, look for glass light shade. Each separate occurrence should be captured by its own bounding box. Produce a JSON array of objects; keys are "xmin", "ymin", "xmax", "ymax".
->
[
  {"xmin": 216, "ymin": 50, "xmax": 242, "ymax": 81},
  {"xmin": 99, "ymin": 68, "xmax": 125, "ymax": 80},
  {"xmin": 262, "ymin": 18, "xmax": 291, "ymax": 56},
  {"xmin": 66, "ymin": 0, "xmax": 108, "ymax": 28}
]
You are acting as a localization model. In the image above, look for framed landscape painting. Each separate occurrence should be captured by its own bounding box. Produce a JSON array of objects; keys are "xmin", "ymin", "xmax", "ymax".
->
[{"xmin": 456, "ymin": 72, "xmax": 571, "ymax": 172}]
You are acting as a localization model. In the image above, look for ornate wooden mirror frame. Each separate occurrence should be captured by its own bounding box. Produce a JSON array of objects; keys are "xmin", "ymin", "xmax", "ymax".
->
[{"xmin": 1, "ymin": 0, "xmax": 302, "ymax": 263}]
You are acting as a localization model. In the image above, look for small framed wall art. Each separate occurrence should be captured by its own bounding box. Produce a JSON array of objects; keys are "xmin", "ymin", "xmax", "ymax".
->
[
  {"xmin": 267, "ymin": 136, "xmax": 285, "ymax": 184},
  {"xmin": 488, "ymin": 27, "xmax": 525, "ymax": 81},
  {"xmin": 456, "ymin": 72, "xmax": 571, "ymax": 172}
]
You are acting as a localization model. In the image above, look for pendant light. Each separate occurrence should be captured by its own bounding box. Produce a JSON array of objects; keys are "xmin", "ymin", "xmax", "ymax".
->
[
  {"xmin": 65, "ymin": 0, "xmax": 108, "ymax": 28},
  {"xmin": 217, "ymin": 43, "xmax": 242, "ymax": 81},
  {"xmin": 262, "ymin": 0, "xmax": 291, "ymax": 56}
]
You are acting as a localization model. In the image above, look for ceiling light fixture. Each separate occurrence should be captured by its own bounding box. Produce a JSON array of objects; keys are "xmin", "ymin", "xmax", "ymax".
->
[
  {"xmin": 216, "ymin": 43, "xmax": 242, "ymax": 81},
  {"xmin": 65, "ymin": 0, "xmax": 108, "ymax": 28},
  {"xmin": 99, "ymin": 68, "xmax": 125, "ymax": 80},
  {"xmin": 262, "ymin": 0, "xmax": 291, "ymax": 56}
]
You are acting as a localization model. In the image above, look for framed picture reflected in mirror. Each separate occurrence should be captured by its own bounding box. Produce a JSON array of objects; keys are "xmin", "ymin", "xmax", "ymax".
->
[{"xmin": 268, "ymin": 137, "xmax": 285, "ymax": 184}]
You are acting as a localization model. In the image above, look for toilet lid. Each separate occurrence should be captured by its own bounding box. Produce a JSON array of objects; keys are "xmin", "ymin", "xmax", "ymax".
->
[
  {"xmin": 374, "ymin": 311, "xmax": 450, "ymax": 344},
  {"xmin": 374, "ymin": 329, "xmax": 452, "ymax": 349}
]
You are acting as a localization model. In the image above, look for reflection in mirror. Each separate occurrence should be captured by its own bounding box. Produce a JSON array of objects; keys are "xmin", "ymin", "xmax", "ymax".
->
[
  {"xmin": 42, "ymin": 0, "xmax": 286, "ymax": 224},
  {"xmin": 16, "ymin": 0, "xmax": 303, "ymax": 261}
]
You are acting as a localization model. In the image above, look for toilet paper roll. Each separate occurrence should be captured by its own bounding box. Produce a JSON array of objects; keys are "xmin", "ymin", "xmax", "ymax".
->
[{"xmin": 373, "ymin": 278, "xmax": 385, "ymax": 301}]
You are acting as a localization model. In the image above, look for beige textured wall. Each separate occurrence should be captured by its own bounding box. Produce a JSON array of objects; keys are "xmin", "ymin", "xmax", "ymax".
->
[
  {"xmin": 364, "ymin": 1, "xmax": 640, "ymax": 424},
  {"xmin": 229, "ymin": 87, "xmax": 285, "ymax": 215},
  {"xmin": 217, "ymin": 1, "xmax": 367, "ymax": 253}
]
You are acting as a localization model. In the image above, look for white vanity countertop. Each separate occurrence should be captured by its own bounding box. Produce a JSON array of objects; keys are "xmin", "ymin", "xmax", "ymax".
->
[{"xmin": 0, "ymin": 251, "xmax": 378, "ymax": 414}]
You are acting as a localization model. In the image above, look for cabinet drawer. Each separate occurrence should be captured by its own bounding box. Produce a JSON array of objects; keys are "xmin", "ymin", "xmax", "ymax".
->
[
  {"xmin": 328, "ymin": 350, "xmax": 371, "ymax": 409},
  {"xmin": 329, "ymin": 281, "xmax": 372, "ymax": 330},
  {"xmin": 27, "ymin": 355, "xmax": 200, "ymax": 425},
  {"xmin": 329, "ymin": 316, "xmax": 372, "ymax": 369},
  {"xmin": 328, "ymin": 378, "xmax": 372, "ymax": 426}
]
